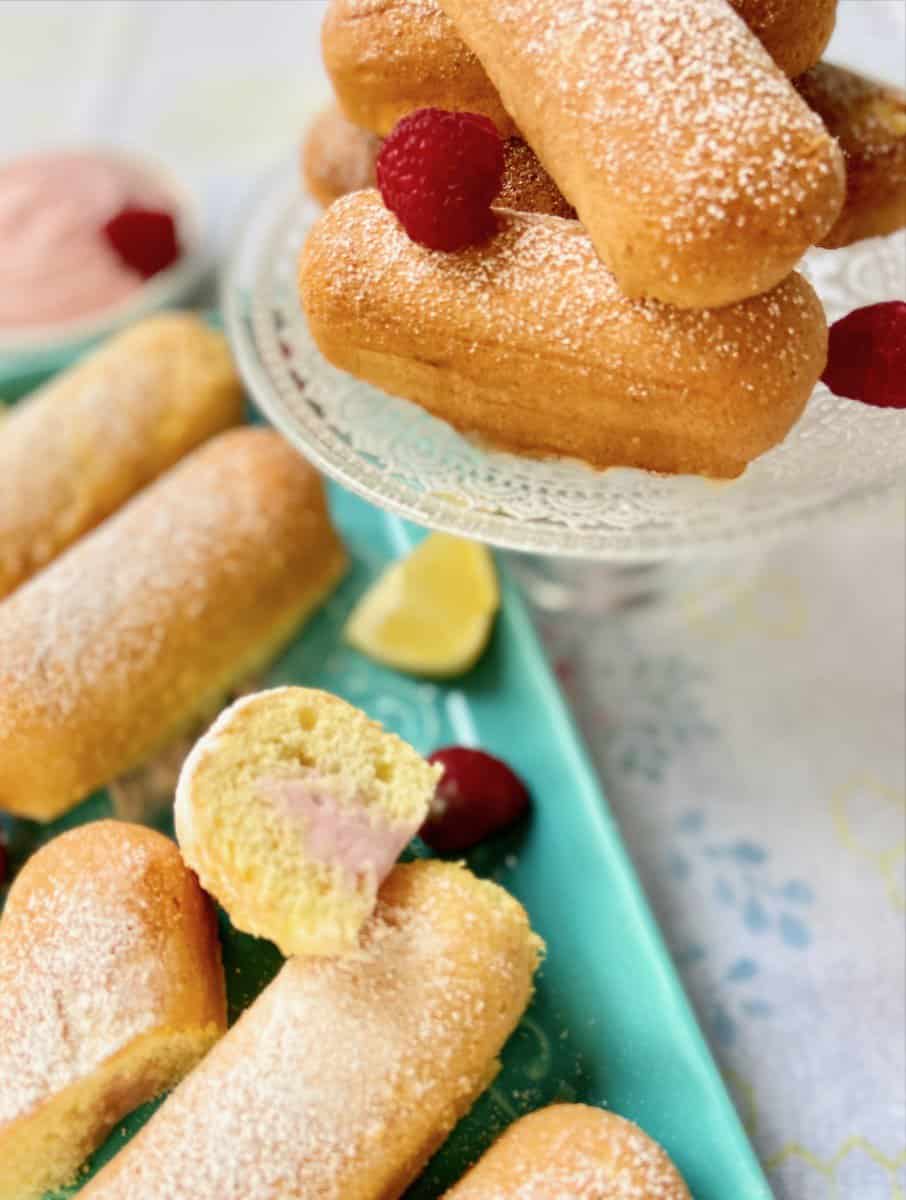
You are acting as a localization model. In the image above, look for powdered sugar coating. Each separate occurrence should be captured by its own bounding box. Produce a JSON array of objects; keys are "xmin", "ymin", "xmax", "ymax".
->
[
  {"xmin": 0, "ymin": 439, "xmax": 268, "ymax": 727},
  {"xmin": 457, "ymin": 0, "xmax": 833, "ymax": 217},
  {"xmin": 80, "ymin": 862, "xmax": 542, "ymax": 1200},
  {"xmin": 0, "ymin": 429, "xmax": 343, "ymax": 820},
  {"xmin": 446, "ymin": 1105, "xmax": 690, "ymax": 1199},
  {"xmin": 479, "ymin": 1152, "xmax": 680, "ymax": 1199},
  {"xmin": 0, "ymin": 826, "xmax": 187, "ymax": 1124},
  {"xmin": 302, "ymin": 191, "xmax": 827, "ymax": 474},
  {"xmin": 504, "ymin": 1158, "xmax": 674, "ymax": 1199},
  {"xmin": 323, "ymin": 0, "xmax": 516, "ymax": 136},
  {"xmin": 323, "ymin": 0, "xmax": 831, "ymax": 146},
  {"xmin": 473, "ymin": 1140, "xmax": 682, "ymax": 1199},
  {"xmin": 306, "ymin": 191, "xmax": 822, "ymax": 393},
  {"xmin": 328, "ymin": 0, "xmax": 478, "ymax": 75},
  {"xmin": 0, "ymin": 313, "xmax": 241, "ymax": 600},
  {"xmin": 438, "ymin": 0, "xmax": 845, "ymax": 305}
]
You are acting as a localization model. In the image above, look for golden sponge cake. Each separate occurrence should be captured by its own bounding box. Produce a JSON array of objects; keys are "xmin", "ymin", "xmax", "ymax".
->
[
  {"xmin": 0, "ymin": 313, "xmax": 243, "ymax": 601},
  {"xmin": 175, "ymin": 687, "xmax": 440, "ymax": 957},
  {"xmin": 444, "ymin": 1105, "xmax": 691, "ymax": 1198},
  {"xmin": 797, "ymin": 63, "xmax": 906, "ymax": 248},
  {"xmin": 322, "ymin": 0, "xmax": 834, "ymax": 140},
  {"xmin": 300, "ymin": 191, "xmax": 827, "ymax": 479},
  {"xmin": 0, "ymin": 428, "xmax": 347, "ymax": 823},
  {"xmin": 302, "ymin": 103, "xmax": 575, "ymax": 219},
  {"xmin": 80, "ymin": 861, "xmax": 543, "ymax": 1200},
  {"xmin": 0, "ymin": 822, "xmax": 225, "ymax": 1200},
  {"xmin": 437, "ymin": 0, "xmax": 844, "ymax": 308}
]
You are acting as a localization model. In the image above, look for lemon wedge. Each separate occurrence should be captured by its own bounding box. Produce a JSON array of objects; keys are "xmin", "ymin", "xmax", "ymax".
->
[{"xmin": 344, "ymin": 533, "xmax": 500, "ymax": 677}]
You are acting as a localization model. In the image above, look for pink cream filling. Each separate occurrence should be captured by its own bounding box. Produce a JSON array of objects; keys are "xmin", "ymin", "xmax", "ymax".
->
[
  {"xmin": 259, "ymin": 774, "xmax": 420, "ymax": 886},
  {"xmin": 0, "ymin": 151, "xmax": 175, "ymax": 328}
]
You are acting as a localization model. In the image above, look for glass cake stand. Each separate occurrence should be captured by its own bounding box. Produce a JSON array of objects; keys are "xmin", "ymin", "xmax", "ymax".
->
[{"xmin": 223, "ymin": 165, "xmax": 906, "ymax": 611}]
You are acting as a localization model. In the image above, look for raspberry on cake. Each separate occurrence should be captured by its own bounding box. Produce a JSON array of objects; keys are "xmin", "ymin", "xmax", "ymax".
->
[
  {"xmin": 303, "ymin": 71, "xmax": 905, "ymax": 250},
  {"xmin": 301, "ymin": 102, "xmax": 576, "ymax": 219},
  {"xmin": 376, "ymin": 107, "xmax": 504, "ymax": 250}
]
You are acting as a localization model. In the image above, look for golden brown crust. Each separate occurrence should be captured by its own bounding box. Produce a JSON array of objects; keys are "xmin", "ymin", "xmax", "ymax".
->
[
  {"xmin": 302, "ymin": 103, "xmax": 574, "ymax": 219},
  {"xmin": 796, "ymin": 63, "xmax": 906, "ymax": 248},
  {"xmin": 438, "ymin": 0, "xmax": 844, "ymax": 309},
  {"xmin": 321, "ymin": 0, "xmax": 833, "ymax": 145},
  {"xmin": 445, "ymin": 1105, "xmax": 691, "ymax": 1198},
  {"xmin": 322, "ymin": 0, "xmax": 517, "ymax": 136},
  {"xmin": 0, "ymin": 822, "xmax": 225, "ymax": 1200},
  {"xmin": 0, "ymin": 313, "xmax": 243, "ymax": 601},
  {"xmin": 80, "ymin": 861, "xmax": 542, "ymax": 1200},
  {"xmin": 730, "ymin": 0, "xmax": 836, "ymax": 78},
  {"xmin": 302, "ymin": 104, "xmax": 380, "ymax": 208},
  {"xmin": 300, "ymin": 191, "xmax": 827, "ymax": 479},
  {"xmin": 0, "ymin": 428, "xmax": 347, "ymax": 822},
  {"xmin": 316, "ymin": 7, "xmax": 896, "ymax": 257},
  {"xmin": 305, "ymin": 63, "xmax": 904, "ymax": 253}
]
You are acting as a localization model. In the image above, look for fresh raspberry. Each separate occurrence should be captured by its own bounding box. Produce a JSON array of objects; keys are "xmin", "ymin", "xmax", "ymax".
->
[
  {"xmin": 102, "ymin": 206, "xmax": 181, "ymax": 279},
  {"xmin": 376, "ymin": 108, "xmax": 504, "ymax": 251},
  {"xmin": 822, "ymin": 301, "xmax": 906, "ymax": 409},
  {"xmin": 420, "ymin": 747, "xmax": 530, "ymax": 854}
]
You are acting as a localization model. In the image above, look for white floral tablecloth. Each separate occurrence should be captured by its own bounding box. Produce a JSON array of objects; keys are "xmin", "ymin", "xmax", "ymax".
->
[
  {"xmin": 540, "ymin": 494, "xmax": 905, "ymax": 1198},
  {"xmin": 1, "ymin": 2, "xmax": 903, "ymax": 1194}
]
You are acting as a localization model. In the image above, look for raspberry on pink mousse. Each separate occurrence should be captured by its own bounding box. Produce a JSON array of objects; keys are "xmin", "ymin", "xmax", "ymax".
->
[
  {"xmin": 102, "ymin": 206, "xmax": 181, "ymax": 280},
  {"xmin": 376, "ymin": 108, "xmax": 505, "ymax": 252}
]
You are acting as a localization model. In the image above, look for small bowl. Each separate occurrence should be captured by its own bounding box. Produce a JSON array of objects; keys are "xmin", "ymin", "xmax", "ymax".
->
[{"xmin": 0, "ymin": 147, "xmax": 210, "ymax": 387}]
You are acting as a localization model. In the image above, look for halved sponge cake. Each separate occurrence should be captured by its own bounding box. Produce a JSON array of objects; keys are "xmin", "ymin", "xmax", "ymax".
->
[
  {"xmin": 175, "ymin": 687, "xmax": 441, "ymax": 957},
  {"xmin": 0, "ymin": 821, "xmax": 226, "ymax": 1200}
]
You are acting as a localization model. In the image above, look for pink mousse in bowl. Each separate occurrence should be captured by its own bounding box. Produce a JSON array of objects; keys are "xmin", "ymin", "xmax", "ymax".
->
[{"xmin": 0, "ymin": 149, "xmax": 204, "ymax": 353}]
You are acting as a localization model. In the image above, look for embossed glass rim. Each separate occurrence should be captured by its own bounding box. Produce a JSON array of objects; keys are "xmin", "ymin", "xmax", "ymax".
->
[{"xmin": 223, "ymin": 168, "xmax": 906, "ymax": 562}]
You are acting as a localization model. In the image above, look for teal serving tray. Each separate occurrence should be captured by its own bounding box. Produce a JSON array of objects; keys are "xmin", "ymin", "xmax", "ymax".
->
[{"xmin": 0, "ymin": 364, "xmax": 771, "ymax": 1198}]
